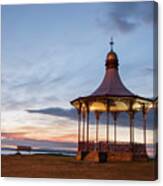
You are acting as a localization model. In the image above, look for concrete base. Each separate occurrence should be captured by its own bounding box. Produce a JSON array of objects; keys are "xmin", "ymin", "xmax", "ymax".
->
[
  {"xmin": 108, "ymin": 152, "xmax": 133, "ymax": 162},
  {"xmin": 133, "ymin": 153, "xmax": 149, "ymax": 161},
  {"xmin": 76, "ymin": 148, "xmax": 148, "ymax": 162}
]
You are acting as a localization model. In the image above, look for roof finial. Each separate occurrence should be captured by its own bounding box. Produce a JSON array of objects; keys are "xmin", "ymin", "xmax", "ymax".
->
[{"xmin": 109, "ymin": 37, "xmax": 114, "ymax": 51}]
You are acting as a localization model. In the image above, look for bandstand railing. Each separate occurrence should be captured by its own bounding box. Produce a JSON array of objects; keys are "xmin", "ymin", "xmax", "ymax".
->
[{"xmin": 78, "ymin": 141, "xmax": 147, "ymax": 155}]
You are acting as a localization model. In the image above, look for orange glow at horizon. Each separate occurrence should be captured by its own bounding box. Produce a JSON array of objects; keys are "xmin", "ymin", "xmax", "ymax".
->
[{"xmin": 2, "ymin": 110, "xmax": 156, "ymax": 148}]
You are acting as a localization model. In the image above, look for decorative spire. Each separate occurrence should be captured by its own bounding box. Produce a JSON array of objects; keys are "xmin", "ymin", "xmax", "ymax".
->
[
  {"xmin": 109, "ymin": 37, "xmax": 114, "ymax": 51},
  {"xmin": 105, "ymin": 37, "xmax": 119, "ymax": 70}
]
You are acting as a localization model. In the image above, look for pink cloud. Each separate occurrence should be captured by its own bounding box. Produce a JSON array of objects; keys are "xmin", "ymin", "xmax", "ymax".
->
[{"xmin": 1, "ymin": 132, "xmax": 27, "ymax": 139}]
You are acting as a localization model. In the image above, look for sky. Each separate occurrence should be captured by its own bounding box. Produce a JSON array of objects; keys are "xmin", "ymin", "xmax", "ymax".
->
[{"xmin": 1, "ymin": 2, "xmax": 157, "ymax": 153}]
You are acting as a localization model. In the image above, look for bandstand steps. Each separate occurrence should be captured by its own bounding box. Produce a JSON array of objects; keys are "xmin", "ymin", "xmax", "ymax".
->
[
  {"xmin": 76, "ymin": 151, "xmax": 88, "ymax": 160},
  {"xmin": 76, "ymin": 151, "xmax": 82, "ymax": 160},
  {"xmin": 84, "ymin": 151, "xmax": 100, "ymax": 162}
]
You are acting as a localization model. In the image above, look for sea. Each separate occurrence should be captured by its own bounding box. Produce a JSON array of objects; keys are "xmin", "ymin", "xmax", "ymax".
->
[{"xmin": 1, "ymin": 147, "xmax": 77, "ymax": 157}]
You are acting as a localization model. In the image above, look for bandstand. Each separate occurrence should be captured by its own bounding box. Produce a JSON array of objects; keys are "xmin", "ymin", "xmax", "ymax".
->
[{"xmin": 70, "ymin": 38, "xmax": 156, "ymax": 162}]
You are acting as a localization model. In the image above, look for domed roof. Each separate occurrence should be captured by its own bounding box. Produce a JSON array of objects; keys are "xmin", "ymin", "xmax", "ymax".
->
[
  {"xmin": 105, "ymin": 38, "xmax": 119, "ymax": 69},
  {"xmin": 105, "ymin": 50, "xmax": 119, "ymax": 69},
  {"xmin": 107, "ymin": 51, "xmax": 118, "ymax": 61},
  {"xmin": 92, "ymin": 38, "xmax": 133, "ymax": 96}
]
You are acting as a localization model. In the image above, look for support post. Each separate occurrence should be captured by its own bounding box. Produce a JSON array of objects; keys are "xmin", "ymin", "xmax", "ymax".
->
[
  {"xmin": 86, "ymin": 103, "xmax": 90, "ymax": 144},
  {"xmin": 77, "ymin": 103, "xmax": 82, "ymax": 150},
  {"xmin": 113, "ymin": 112, "xmax": 117, "ymax": 144},
  {"xmin": 154, "ymin": 101, "xmax": 158, "ymax": 160},
  {"xmin": 95, "ymin": 111, "xmax": 100, "ymax": 150},
  {"xmin": 142, "ymin": 104, "xmax": 147, "ymax": 153},
  {"xmin": 82, "ymin": 108, "xmax": 86, "ymax": 142},
  {"xmin": 106, "ymin": 101, "xmax": 110, "ymax": 144},
  {"xmin": 128, "ymin": 101, "xmax": 135, "ymax": 146},
  {"xmin": 129, "ymin": 111, "xmax": 135, "ymax": 145}
]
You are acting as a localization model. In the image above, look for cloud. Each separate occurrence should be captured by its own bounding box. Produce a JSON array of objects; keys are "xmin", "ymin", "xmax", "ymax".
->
[
  {"xmin": 1, "ymin": 137, "xmax": 77, "ymax": 151},
  {"xmin": 26, "ymin": 107, "xmax": 155, "ymax": 130},
  {"xmin": 143, "ymin": 67, "xmax": 155, "ymax": 74},
  {"xmin": 27, "ymin": 107, "xmax": 77, "ymax": 120},
  {"xmin": 1, "ymin": 93, "xmax": 60, "ymax": 111},
  {"xmin": 1, "ymin": 43, "xmax": 96, "ymax": 111},
  {"xmin": 2, "ymin": 132, "xmax": 27, "ymax": 140},
  {"xmin": 1, "ymin": 52, "xmax": 66, "ymax": 111},
  {"xmin": 97, "ymin": 2, "xmax": 153, "ymax": 33}
]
